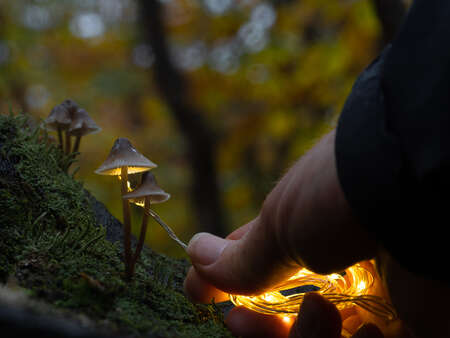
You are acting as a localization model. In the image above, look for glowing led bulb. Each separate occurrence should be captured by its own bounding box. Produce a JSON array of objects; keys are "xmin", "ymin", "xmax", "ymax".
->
[
  {"xmin": 356, "ymin": 281, "xmax": 366, "ymax": 292},
  {"xmin": 329, "ymin": 273, "xmax": 341, "ymax": 280},
  {"xmin": 264, "ymin": 294, "xmax": 276, "ymax": 302},
  {"xmin": 282, "ymin": 316, "xmax": 293, "ymax": 325}
]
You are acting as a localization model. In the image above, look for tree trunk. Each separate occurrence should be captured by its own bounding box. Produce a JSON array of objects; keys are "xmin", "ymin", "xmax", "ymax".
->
[{"xmin": 138, "ymin": 0, "xmax": 227, "ymax": 237}]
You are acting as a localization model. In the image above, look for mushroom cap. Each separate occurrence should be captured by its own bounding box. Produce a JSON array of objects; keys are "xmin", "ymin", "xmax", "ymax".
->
[
  {"xmin": 61, "ymin": 99, "xmax": 79, "ymax": 115},
  {"xmin": 95, "ymin": 138, "xmax": 157, "ymax": 175},
  {"xmin": 68, "ymin": 108, "xmax": 102, "ymax": 137},
  {"xmin": 44, "ymin": 104, "xmax": 72, "ymax": 131},
  {"xmin": 123, "ymin": 172, "xmax": 170, "ymax": 205}
]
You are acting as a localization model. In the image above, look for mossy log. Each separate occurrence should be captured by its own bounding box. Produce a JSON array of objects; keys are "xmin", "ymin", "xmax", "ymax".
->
[{"xmin": 0, "ymin": 113, "xmax": 232, "ymax": 337}]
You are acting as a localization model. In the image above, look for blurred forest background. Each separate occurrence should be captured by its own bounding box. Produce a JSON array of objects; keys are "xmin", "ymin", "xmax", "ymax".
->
[{"xmin": 0, "ymin": 0, "xmax": 407, "ymax": 257}]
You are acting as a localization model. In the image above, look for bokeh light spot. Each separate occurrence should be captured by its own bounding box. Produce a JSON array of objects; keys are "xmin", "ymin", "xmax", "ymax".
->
[
  {"xmin": 98, "ymin": 0, "xmax": 124, "ymax": 22},
  {"xmin": 25, "ymin": 85, "xmax": 50, "ymax": 110},
  {"xmin": 209, "ymin": 40, "xmax": 241, "ymax": 74},
  {"xmin": 250, "ymin": 3, "xmax": 276, "ymax": 29},
  {"xmin": 238, "ymin": 21, "xmax": 269, "ymax": 53},
  {"xmin": 22, "ymin": 5, "xmax": 52, "ymax": 31},
  {"xmin": 173, "ymin": 41, "xmax": 207, "ymax": 71},
  {"xmin": 70, "ymin": 13, "xmax": 105, "ymax": 39},
  {"xmin": 203, "ymin": 0, "xmax": 233, "ymax": 15}
]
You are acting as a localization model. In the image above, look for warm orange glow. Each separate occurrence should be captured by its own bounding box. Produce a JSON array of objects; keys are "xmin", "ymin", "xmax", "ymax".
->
[
  {"xmin": 282, "ymin": 316, "xmax": 293, "ymax": 325},
  {"xmin": 229, "ymin": 263, "xmax": 397, "ymax": 321},
  {"xmin": 356, "ymin": 280, "xmax": 366, "ymax": 292}
]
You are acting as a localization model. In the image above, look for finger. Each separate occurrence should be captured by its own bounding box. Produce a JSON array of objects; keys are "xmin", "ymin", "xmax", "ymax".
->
[
  {"xmin": 342, "ymin": 315, "xmax": 362, "ymax": 335},
  {"xmin": 289, "ymin": 292, "xmax": 342, "ymax": 338},
  {"xmin": 226, "ymin": 222, "xmax": 254, "ymax": 240},
  {"xmin": 352, "ymin": 323, "xmax": 384, "ymax": 338},
  {"xmin": 187, "ymin": 218, "xmax": 300, "ymax": 295},
  {"xmin": 340, "ymin": 306, "xmax": 357, "ymax": 322},
  {"xmin": 183, "ymin": 266, "xmax": 229, "ymax": 303},
  {"xmin": 225, "ymin": 306, "xmax": 292, "ymax": 338},
  {"xmin": 184, "ymin": 222, "xmax": 254, "ymax": 302}
]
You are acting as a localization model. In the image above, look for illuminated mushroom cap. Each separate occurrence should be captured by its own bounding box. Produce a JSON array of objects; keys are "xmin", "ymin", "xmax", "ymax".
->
[
  {"xmin": 44, "ymin": 104, "xmax": 72, "ymax": 131},
  {"xmin": 95, "ymin": 138, "xmax": 157, "ymax": 176},
  {"xmin": 123, "ymin": 172, "xmax": 170, "ymax": 205},
  {"xmin": 68, "ymin": 108, "xmax": 101, "ymax": 137}
]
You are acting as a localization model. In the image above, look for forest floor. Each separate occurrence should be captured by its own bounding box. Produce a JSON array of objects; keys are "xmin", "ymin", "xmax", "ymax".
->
[{"xmin": 0, "ymin": 112, "xmax": 232, "ymax": 337}]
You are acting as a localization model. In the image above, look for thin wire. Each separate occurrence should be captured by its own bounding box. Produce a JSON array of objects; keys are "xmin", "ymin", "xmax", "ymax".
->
[
  {"xmin": 121, "ymin": 179, "xmax": 395, "ymax": 320},
  {"xmin": 230, "ymin": 264, "xmax": 397, "ymax": 320},
  {"xmin": 145, "ymin": 209, "xmax": 188, "ymax": 250},
  {"xmin": 119, "ymin": 177, "xmax": 188, "ymax": 250}
]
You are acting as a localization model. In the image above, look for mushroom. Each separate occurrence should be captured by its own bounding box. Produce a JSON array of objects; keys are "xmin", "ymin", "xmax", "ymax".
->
[
  {"xmin": 95, "ymin": 138, "xmax": 157, "ymax": 280},
  {"xmin": 44, "ymin": 99, "xmax": 79, "ymax": 154},
  {"xmin": 60, "ymin": 100, "xmax": 79, "ymax": 154},
  {"xmin": 44, "ymin": 104, "xmax": 71, "ymax": 151},
  {"xmin": 123, "ymin": 172, "xmax": 170, "ymax": 271},
  {"xmin": 68, "ymin": 108, "xmax": 101, "ymax": 153}
]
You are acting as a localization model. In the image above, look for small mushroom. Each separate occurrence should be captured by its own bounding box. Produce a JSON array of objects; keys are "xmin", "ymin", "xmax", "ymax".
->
[
  {"xmin": 68, "ymin": 108, "xmax": 101, "ymax": 153},
  {"xmin": 125, "ymin": 172, "xmax": 187, "ymax": 252},
  {"xmin": 61, "ymin": 100, "xmax": 79, "ymax": 154},
  {"xmin": 44, "ymin": 104, "xmax": 71, "ymax": 151},
  {"xmin": 95, "ymin": 138, "xmax": 157, "ymax": 280},
  {"xmin": 123, "ymin": 172, "xmax": 170, "ymax": 271},
  {"xmin": 45, "ymin": 99, "xmax": 79, "ymax": 154},
  {"xmin": 123, "ymin": 171, "xmax": 170, "ymax": 206}
]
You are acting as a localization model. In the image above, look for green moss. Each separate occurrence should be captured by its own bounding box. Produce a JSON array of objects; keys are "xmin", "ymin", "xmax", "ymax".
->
[{"xmin": 0, "ymin": 112, "xmax": 232, "ymax": 337}]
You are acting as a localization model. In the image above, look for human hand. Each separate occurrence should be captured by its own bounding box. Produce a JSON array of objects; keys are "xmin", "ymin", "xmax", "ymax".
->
[
  {"xmin": 184, "ymin": 130, "xmax": 398, "ymax": 336},
  {"xmin": 184, "ymin": 130, "xmax": 448, "ymax": 338},
  {"xmin": 185, "ymin": 130, "xmax": 378, "ymax": 299}
]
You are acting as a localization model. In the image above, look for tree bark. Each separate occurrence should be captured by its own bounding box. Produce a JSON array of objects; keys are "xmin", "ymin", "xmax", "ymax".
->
[{"xmin": 138, "ymin": 0, "xmax": 227, "ymax": 237}]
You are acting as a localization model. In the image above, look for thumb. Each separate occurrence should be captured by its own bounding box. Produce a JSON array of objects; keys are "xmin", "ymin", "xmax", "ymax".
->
[{"xmin": 187, "ymin": 217, "xmax": 300, "ymax": 295}]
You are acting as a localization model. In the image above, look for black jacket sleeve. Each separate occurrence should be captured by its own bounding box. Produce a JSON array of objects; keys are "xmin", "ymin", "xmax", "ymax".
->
[{"xmin": 335, "ymin": 0, "xmax": 450, "ymax": 281}]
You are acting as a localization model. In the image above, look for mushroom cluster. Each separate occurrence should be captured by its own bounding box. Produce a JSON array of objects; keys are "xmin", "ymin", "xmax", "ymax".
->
[
  {"xmin": 44, "ymin": 100, "xmax": 101, "ymax": 155},
  {"xmin": 95, "ymin": 138, "xmax": 183, "ymax": 279}
]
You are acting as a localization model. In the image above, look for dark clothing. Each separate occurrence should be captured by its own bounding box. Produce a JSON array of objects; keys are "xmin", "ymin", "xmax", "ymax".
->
[{"xmin": 335, "ymin": 0, "xmax": 450, "ymax": 280}]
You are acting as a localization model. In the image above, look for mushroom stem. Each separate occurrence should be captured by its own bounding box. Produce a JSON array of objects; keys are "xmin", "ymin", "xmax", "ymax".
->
[
  {"xmin": 64, "ymin": 131, "xmax": 71, "ymax": 154},
  {"xmin": 132, "ymin": 196, "xmax": 150, "ymax": 270},
  {"xmin": 73, "ymin": 135, "xmax": 82, "ymax": 153},
  {"xmin": 57, "ymin": 128, "xmax": 64, "ymax": 150},
  {"xmin": 120, "ymin": 167, "xmax": 133, "ymax": 280}
]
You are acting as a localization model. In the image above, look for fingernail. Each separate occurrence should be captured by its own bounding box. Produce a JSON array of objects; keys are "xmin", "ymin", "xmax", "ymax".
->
[
  {"xmin": 187, "ymin": 232, "xmax": 228, "ymax": 266},
  {"xmin": 353, "ymin": 323, "xmax": 383, "ymax": 338}
]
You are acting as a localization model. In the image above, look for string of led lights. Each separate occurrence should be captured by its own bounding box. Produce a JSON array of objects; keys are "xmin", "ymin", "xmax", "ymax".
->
[
  {"xmin": 121, "ymin": 177, "xmax": 396, "ymax": 321},
  {"xmin": 229, "ymin": 263, "xmax": 397, "ymax": 320}
]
